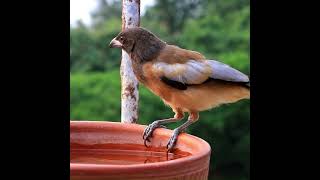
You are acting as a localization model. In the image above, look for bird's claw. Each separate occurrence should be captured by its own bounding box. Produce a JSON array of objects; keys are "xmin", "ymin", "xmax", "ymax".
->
[
  {"xmin": 143, "ymin": 122, "xmax": 166, "ymax": 147},
  {"xmin": 166, "ymin": 129, "xmax": 180, "ymax": 152},
  {"xmin": 143, "ymin": 137, "xmax": 151, "ymax": 147}
]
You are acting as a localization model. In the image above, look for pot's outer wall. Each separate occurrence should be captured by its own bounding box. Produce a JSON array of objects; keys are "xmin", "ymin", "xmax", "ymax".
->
[{"xmin": 70, "ymin": 121, "xmax": 211, "ymax": 180}]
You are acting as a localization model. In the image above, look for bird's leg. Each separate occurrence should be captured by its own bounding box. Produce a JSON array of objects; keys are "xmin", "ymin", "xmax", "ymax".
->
[
  {"xmin": 166, "ymin": 112, "xmax": 199, "ymax": 152},
  {"xmin": 143, "ymin": 110, "xmax": 184, "ymax": 147}
]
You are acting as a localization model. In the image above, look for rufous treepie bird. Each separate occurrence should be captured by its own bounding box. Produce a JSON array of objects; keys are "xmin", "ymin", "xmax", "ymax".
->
[{"xmin": 109, "ymin": 27, "xmax": 250, "ymax": 151}]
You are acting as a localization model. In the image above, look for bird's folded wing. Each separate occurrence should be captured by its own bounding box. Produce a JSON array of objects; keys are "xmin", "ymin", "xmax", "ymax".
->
[
  {"xmin": 152, "ymin": 59, "xmax": 249, "ymax": 87},
  {"xmin": 207, "ymin": 60, "xmax": 249, "ymax": 82},
  {"xmin": 152, "ymin": 60, "xmax": 212, "ymax": 85}
]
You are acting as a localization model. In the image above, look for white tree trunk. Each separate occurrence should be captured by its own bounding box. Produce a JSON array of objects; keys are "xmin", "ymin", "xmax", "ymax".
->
[{"xmin": 120, "ymin": 0, "xmax": 140, "ymax": 123}]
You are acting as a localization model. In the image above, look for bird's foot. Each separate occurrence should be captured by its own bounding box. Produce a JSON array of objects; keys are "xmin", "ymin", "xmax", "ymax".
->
[
  {"xmin": 166, "ymin": 128, "xmax": 182, "ymax": 152},
  {"xmin": 143, "ymin": 121, "xmax": 166, "ymax": 147}
]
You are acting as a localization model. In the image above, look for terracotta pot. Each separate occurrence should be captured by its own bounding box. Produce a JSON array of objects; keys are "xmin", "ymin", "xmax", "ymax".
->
[{"xmin": 70, "ymin": 121, "xmax": 211, "ymax": 180}]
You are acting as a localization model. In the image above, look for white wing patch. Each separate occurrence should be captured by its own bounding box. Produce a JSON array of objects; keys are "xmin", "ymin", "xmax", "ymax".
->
[
  {"xmin": 207, "ymin": 60, "xmax": 249, "ymax": 82},
  {"xmin": 153, "ymin": 59, "xmax": 249, "ymax": 85},
  {"xmin": 153, "ymin": 60, "xmax": 211, "ymax": 84}
]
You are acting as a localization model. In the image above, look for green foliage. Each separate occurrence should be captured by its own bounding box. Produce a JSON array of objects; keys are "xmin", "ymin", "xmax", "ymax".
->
[
  {"xmin": 91, "ymin": 0, "xmax": 122, "ymax": 28},
  {"xmin": 70, "ymin": 19, "xmax": 121, "ymax": 72},
  {"xmin": 70, "ymin": 71, "xmax": 121, "ymax": 120},
  {"xmin": 143, "ymin": 0, "xmax": 203, "ymax": 33}
]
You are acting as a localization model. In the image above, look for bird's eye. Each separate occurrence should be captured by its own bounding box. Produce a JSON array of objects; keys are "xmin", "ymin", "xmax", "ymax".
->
[{"xmin": 120, "ymin": 36, "xmax": 123, "ymax": 41}]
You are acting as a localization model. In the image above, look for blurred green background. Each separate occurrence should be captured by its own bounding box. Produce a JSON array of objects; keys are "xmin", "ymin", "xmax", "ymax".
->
[{"xmin": 70, "ymin": 0, "xmax": 250, "ymax": 179}]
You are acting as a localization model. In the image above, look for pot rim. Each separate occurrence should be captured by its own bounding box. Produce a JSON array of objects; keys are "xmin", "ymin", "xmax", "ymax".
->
[{"xmin": 70, "ymin": 121, "xmax": 211, "ymax": 173}]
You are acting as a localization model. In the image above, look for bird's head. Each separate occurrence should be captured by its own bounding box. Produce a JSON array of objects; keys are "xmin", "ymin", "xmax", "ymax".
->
[{"xmin": 109, "ymin": 27, "xmax": 166, "ymax": 62}]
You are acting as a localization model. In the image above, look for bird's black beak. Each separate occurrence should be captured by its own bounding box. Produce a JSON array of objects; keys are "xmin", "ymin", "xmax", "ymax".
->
[{"xmin": 109, "ymin": 38, "xmax": 122, "ymax": 48}]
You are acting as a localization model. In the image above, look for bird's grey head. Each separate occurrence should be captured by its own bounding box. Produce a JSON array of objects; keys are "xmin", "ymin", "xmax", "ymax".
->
[{"xmin": 109, "ymin": 27, "xmax": 166, "ymax": 62}]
